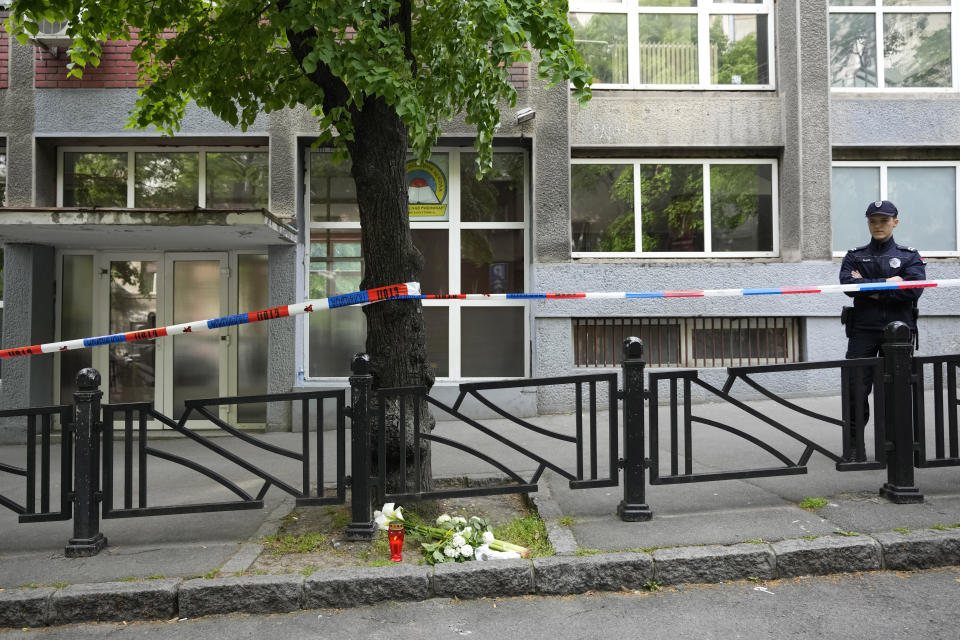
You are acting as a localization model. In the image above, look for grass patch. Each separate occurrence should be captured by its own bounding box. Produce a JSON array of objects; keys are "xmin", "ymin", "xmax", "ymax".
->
[
  {"xmin": 743, "ymin": 539, "xmax": 766, "ymax": 545},
  {"xmin": 492, "ymin": 512, "xmax": 554, "ymax": 558},
  {"xmin": 643, "ymin": 580, "xmax": 662, "ymax": 592},
  {"xmin": 326, "ymin": 506, "xmax": 352, "ymax": 530},
  {"xmin": 798, "ymin": 497, "xmax": 829, "ymax": 510},
  {"xmin": 574, "ymin": 548, "xmax": 603, "ymax": 556},
  {"xmin": 261, "ymin": 532, "xmax": 329, "ymax": 556},
  {"xmin": 931, "ymin": 524, "xmax": 949, "ymax": 531},
  {"xmin": 893, "ymin": 527, "xmax": 910, "ymax": 534},
  {"xmin": 299, "ymin": 567, "xmax": 318, "ymax": 577},
  {"xmin": 145, "ymin": 574, "xmax": 166, "ymax": 580},
  {"xmin": 833, "ymin": 529, "xmax": 859, "ymax": 537},
  {"xmin": 204, "ymin": 570, "xmax": 219, "ymax": 579},
  {"xmin": 367, "ymin": 558, "xmax": 393, "ymax": 567},
  {"xmin": 119, "ymin": 576, "xmax": 137, "ymax": 582},
  {"xmin": 557, "ymin": 515, "xmax": 575, "ymax": 527}
]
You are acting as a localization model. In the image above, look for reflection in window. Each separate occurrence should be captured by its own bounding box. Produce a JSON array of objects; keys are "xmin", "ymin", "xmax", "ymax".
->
[
  {"xmin": 711, "ymin": 14, "xmax": 769, "ymax": 85},
  {"xmin": 884, "ymin": 13, "xmax": 951, "ymax": 87},
  {"xmin": 570, "ymin": 12, "xmax": 628, "ymax": 84},
  {"xmin": 637, "ymin": 13, "xmax": 697, "ymax": 84},
  {"xmin": 310, "ymin": 152, "xmax": 359, "ymax": 222},
  {"xmin": 640, "ymin": 164, "xmax": 704, "ymax": 253},
  {"xmin": 461, "ymin": 307, "xmax": 525, "ymax": 377},
  {"xmin": 571, "ymin": 164, "xmax": 634, "ymax": 252},
  {"xmin": 460, "ymin": 230, "xmax": 524, "ymax": 294},
  {"xmin": 206, "ymin": 152, "xmax": 269, "ymax": 209},
  {"xmin": 710, "ymin": 164, "xmax": 773, "ymax": 252},
  {"xmin": 135, "ymin": 152, "xmax": 199, "ymax": 208},
  {"xmin": 63, "ymin": 152, "xmax": 128, "ymax": 207},
  {"xmin": 460, "ymin": 153, "xmax": 524, "ymax": 222},
  {"xmin": 830, "ymin": 4, "xmax": 953, "ymax": 88}
]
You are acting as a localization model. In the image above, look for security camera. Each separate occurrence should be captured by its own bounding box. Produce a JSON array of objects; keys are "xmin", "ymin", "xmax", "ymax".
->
[{"xmin": 515, "ymin": 107, "xmax": 536, "ymax": 124}]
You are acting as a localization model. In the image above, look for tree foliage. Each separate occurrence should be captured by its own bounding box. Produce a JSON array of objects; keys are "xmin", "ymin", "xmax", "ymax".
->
[{"xmin": 5, "ymin": 0, "xmax": 592, "ymax": 174}]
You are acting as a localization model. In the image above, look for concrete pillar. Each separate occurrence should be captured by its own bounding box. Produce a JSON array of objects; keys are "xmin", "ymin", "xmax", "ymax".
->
[
  {"xmin": 778, "ymin": 0, "xmax": 833, "ymax": 261},
  {"xmin": 0, "ymin": 31, "xmax": 37, "ymax": 208},
  {"xmin": 0, "ymin": 244, "xmax": 56, "ymax": 442},
  {"xmin": 266, "ymin": 243, "xmax": 298, "ymax": 431}
]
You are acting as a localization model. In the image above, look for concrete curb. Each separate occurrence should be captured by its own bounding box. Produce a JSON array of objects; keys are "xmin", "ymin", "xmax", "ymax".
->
[{"xmin": 3, "ymin": 528, "xmax": 960, "ymax": 628}]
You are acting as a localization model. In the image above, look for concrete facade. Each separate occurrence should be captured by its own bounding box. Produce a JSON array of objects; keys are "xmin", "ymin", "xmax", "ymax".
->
[{"xmin": 1, "ymin": 4, "xmax": 960, "ymax": 435}]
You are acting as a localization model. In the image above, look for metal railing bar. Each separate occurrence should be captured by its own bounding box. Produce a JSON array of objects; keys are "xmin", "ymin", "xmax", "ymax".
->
[
  {"xmin": 689, "ymin": 376, "xmax": 844, "ymax": 463},
  {"xmin": 649, "ymin": 377, "xmax": 661, "ymax": 482},
  {"xmin": 734, "ymin": 374, "xmax": 845, "ymax": 427},
  {"xmin": 576, "ymin": 382, "xmax": 583, "ymax": 479},
  {"xmin": 256, "ymin": 481, "xmax": 272, "ymax": 501},
  {"xmin": 383, "ymin": 484, "xmax": 537, "ymax": 502},
  {"xmin": 458, "ymin": 372, "xmax": 618, "ymax": 393},
  {"xmin": 726, "ymin": 357, "xmax": 882, "ymax": 375},
  {"xmin": 124, "ymin": 409, "xmax": 134, "ymax": 510},
  {"xmin": 419, "ymin": 431, "xmax": 556, "ymax": 484},
  {"xmin": 302, "ymin": 398, "xmax": 310, "ymax": 497},
  {"xmin": 0, "ymin": 494, "xmax": 26, "ymax": 514},
  {"xmin": 608, "ymin": 376, "xmax": 618, "ymax": 485},
  {"xmin": 145, "ymin": 408, "xmax": 304, "ymax": 499},
  {"xmin": 589, "ymin": 380, "xmax": 597, "ymax": 480},
  {"xmin": 26, "ymin": 415, "xmax": 35, "ymax": 514},
  {"xmin": 192, "ymin": 406, "xmax": 302, "ymax": 461},
  {"xmin": 0, "ymin": 461, "xmax": 27, "ymax": 476},
  {"xmin": 60, "ymin": 407, "xmax": 73, "ymax": 516},
  {"xmin": 102, "ymin": 407, "xmax": 115, "ymax": 514},
  {"xmin": 422, "ymin": 396, "xmax": 577, "ymax": 481},
  {"xmin": 414, "ymin": 396, "xmax": 422, "ymax": 495},
  {"xmin": 0, "ymin": 405, "xmax": 71, "ymax": 418},
  {"xmin": 377, "ymin": 398, "xmax": 387, "ymax": 502},
  {"xmin": 652, "ymin": 466, "xmax": 806, "ymax": 485},
  {"xmin": 337, "ymin": 394, "xmax": 346, "ymax": 501},
  {"xmin": 461, "ymin": 390, "xmax": 579, "ymax": 443},
  {"xmin": 184, "ymin": 390, "xmax": 345, "ymax": 406},
  {"xmin": 103, "ymin": 500, "xmax": 263, "ymax": 519},
  {"xmin": 399, "ymin": 395, "xmax": 407, "ymax": 493},
  {"xmin": 797, "ymin": 444, "xmax": 816, "ymax": 466},
  {"xmin": 914, "ymin": 354, "xmax": 960, "ymax": 365},
  {"xmin": 684, "ymin": 377, "xmax": 693, "ymax": 476},
  {"xmin": 670, "ymin": 377, "xmax": 678, "ymax": 477},
  {"xmin": 41, "ymin": 414, "xmax": 51, "ymax": 514},
  {"xmin": 139, "ymin": 409, "xmax": 147, "ymax": 508},
  {"xmin": 142, "ymin": 446, "xmax": 254, "ymax": 502},
  {"xmin": 531, "ymin": 463, "xmax": 547, "ymax": 484},
  {"xmin": 949, "ymin": 364, "xmax": 958, "ymax": 459},
  {"xmin": 691, "ymin": 416, "xmax": 797, "ymax": 467}
]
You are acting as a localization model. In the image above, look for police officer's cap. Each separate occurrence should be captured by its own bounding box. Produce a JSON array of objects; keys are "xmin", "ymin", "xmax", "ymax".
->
[{"xmin": 865, "ymin": 200, "xmax": 898, "ymax": 217}]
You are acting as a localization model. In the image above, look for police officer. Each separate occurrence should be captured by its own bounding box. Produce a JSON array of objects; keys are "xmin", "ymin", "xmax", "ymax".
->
[{"xmin": 839, "ymin": 200, "xmax": 926, "ymax": 454}]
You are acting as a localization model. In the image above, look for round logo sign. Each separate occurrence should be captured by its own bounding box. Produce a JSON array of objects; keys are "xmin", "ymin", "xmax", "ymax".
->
[{"xmin": 889, "ymin": 257, "xmax": 901, "ymax": 269}]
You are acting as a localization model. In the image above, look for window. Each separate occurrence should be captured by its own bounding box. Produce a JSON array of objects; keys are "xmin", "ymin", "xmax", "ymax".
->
[
  {"xmin": 58, "ymin": 147, "xmax": 269, "ymax": 209},
  {"xmin": 832, "ymin": 161, "xmax": 959, "ymax": 255},
  {"xmin": 306, "ymin": 148, "xmax": 529, "ymax": 379},
  {"xmin": 829, "ymin": 1, "xmax": 954, "ymax": 90},
  {"xmin": 574, "ymin": 316, "xmax": 801, "ymax": 367},
  {"xmin": 571, "ymin": 158, "xmax": 778, "ymax": 257},
  {"xmin": 569, "ymin": 0, "xmax": 775, "ymax": 89}
]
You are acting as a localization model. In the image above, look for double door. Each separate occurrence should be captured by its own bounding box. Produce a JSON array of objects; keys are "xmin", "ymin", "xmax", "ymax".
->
[{"xmin": 60, "ymin": 251, "xmax": 268, "ymax": 426}]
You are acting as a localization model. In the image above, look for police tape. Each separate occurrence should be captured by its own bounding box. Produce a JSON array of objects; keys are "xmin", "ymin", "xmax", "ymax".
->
[
  {"xmin": 402, "ymin": 278, "xmax": 959, "ymax": 300},
  {"xmin": 1, "ymin": 278, "xmax": 958, "ymax": 360},
  {"xmin": 0, "ymin": 281, "xmax": 419, "ymax": 360}
]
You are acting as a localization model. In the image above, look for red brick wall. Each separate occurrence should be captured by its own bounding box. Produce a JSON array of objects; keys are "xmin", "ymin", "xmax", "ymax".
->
[
  {"xmin": 508, "ymin": 61, "xmax": 529, "ymax": 90},
  {"xmin": 35, "ymin": 36, "xmax": 140, "ymax": 88},
  {"xmin": 0, "ymin": 32, "xmax": 9, "ymax": 90}
]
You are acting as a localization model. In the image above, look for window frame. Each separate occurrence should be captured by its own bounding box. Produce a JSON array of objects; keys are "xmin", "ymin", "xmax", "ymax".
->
[
  {"xmin": 569, "ymin": 0, "xmax": 777, "ymax": 91},
  {"xmin": 56, "ymin": 145, "xmax": 271, "ymax": 209},
  {"xmin": 831, "ymin": 160, "xmax": 960, "ymax": 257},
  {"xmin": 829, "ymin": 0, "xmax": 960, "ymax": 92},
  {"xmin": 304, "ymin": 146, "xmax": 531, "ymax": 382},
  {"xmin": 570, "ymin": 157, "xmax": 780, "ymax": 259}
]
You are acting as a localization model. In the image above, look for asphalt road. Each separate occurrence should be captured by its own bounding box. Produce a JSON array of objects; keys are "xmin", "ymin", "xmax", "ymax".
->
[{"xmin": 5, "ymin": 567, "xmax": 959, "ymax": 639}]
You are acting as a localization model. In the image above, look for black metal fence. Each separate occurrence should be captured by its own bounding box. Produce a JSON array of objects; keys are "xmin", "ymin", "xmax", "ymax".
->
[{"xmin": 0, "ymin": 320, "xmax": 954, "ymax": 554}]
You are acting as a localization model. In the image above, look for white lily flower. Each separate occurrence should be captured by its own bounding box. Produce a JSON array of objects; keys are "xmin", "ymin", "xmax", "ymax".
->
[
  {"xmin": 482, "ymin": 531, "xmax": 495, "ymax": 544},
  {"xmin": 460, "ymin": 544, "xmax": 474, "ymax": 558},
  {"xmin": 451, "ymin": 534, "xmax": 466, "ymax": 548},
  {"xmin": 373, "ymin": 510, "xmax": 389, "ymax": 530}
]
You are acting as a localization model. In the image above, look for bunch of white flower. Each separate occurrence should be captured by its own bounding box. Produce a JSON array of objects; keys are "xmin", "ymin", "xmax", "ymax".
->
[{"xmin": 419, "ymin": 512, "xmax": 494, "ymax": 564}]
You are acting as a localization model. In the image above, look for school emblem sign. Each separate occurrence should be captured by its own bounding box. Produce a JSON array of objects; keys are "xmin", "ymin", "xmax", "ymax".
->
[{"xmin": 406, "ymin": 159, "xmax": 448, "ymax": 220}]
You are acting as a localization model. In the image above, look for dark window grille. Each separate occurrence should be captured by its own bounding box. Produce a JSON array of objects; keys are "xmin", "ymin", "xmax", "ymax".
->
[{"xmin": 573, "ymin": 316, "xmax": 802, "ymax": 368}]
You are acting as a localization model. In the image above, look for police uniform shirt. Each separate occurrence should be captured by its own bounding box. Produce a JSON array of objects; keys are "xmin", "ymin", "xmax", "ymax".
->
[{"xmin": 839, "ymin": 237, "xmax": 926, "ymax": 331}]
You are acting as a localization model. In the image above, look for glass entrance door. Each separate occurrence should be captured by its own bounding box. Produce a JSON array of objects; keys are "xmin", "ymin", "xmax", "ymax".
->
[
  {"xmin": 107, "ymin": 259, "xmax": 159, "ymax": 406},
  {"xmin": 163, "ymin": 254, "xmax": 229, "ymax": 421}
]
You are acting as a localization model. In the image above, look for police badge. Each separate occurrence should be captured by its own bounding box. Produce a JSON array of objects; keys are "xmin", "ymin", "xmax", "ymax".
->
[{"xmin": 889, "ymin": 257, "xmax": 901, "ymax": 269}]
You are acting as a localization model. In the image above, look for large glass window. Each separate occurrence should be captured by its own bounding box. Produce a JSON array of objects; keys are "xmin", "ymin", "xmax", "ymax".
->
[
  {"xmin": 59, "ymin": 147, "xmax": 269, "ymax": 208},
  {"xmin": 569, "ymin": 0, "xmax": 775, "ymax": 89},
  {"xmin": 306, "ymin": 149, "xmax": 529, "ymax": 379},
  {"xmin": 832, "ymin": 162, "xmax": 958, "ymax": 254},
  {"xmin": 830, "ymin": 1, "xmax": 954, "ymax": 90},
  {"xmin": 572, "ymin": 159, "xmax": 777, "ymax": 257}
]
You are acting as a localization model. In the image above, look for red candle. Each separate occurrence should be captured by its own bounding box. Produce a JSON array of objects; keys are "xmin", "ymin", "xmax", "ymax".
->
[{"xmin": 387, "ymin": 523, "xmax": 404, "ymax": 562}]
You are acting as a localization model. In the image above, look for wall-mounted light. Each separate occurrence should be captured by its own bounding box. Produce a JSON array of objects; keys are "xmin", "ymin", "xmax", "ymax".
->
[{"xmin": 515, "ymin": 107, "xmax": 536, "ymax": 124}]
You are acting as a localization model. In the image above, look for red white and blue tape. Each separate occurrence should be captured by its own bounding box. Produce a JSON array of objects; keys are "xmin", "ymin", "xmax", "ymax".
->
[
  {"xmin": 1, "ymin": 278, "xmax": 956, "ymax": 359},
  {"xmin": 0, "ymin": 282, "xmax": 418, "ymax": 359}
]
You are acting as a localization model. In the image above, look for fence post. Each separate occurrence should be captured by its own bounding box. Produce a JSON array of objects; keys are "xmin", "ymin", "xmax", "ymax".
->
[
  {"xmin": 879, "ymin": 321, "xmax": 924, "ymax": 504},
  {"xmin": 65, "ymin": 368, "xmax": 108, "ymax": 557},
  {"xmin": 618, "ymin": 337, "xmax": 652, "ymax": 522},
  {"xmin": 345, "ymin": 353, "xmax": 377, "ymax": 540}
]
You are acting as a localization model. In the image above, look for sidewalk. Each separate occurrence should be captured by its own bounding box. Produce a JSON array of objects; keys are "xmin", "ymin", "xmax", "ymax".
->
[{"xmin": 1, "ymin": 392, "xmax": 959, "ymax": 627}]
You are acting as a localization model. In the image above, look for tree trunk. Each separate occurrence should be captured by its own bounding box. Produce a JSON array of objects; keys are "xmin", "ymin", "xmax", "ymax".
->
[{"xmin": 347, "ymin": 96, "xmax": 434, "ymax": 493}]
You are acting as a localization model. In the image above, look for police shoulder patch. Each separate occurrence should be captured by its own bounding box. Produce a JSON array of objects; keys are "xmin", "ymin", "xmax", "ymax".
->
[{"xmin": 897, "ymin": 245, "xmax": 918, "ymax": 252}]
